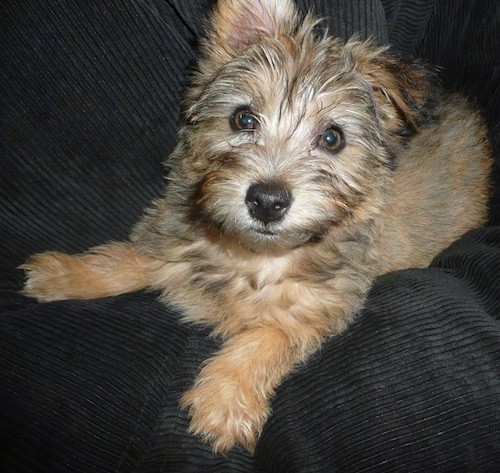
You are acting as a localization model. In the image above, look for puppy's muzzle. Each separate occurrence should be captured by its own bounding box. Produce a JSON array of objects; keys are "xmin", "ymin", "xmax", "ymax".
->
[{"xmin": 245, "ymin": 182, "xmax": 292, "ymax": 224}]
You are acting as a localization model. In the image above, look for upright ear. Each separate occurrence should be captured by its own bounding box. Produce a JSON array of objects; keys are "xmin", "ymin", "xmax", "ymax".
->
[
  {"xmin": 203, "ymin": 0, "xmax": 299, "ymax": 63},
  {"xmin": 348, "ymin": 41, "xmax": 439, "ymax": 137}
]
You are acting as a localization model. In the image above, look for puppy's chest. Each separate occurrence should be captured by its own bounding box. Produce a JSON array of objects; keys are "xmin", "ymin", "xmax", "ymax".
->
[{"xmin": 192, "ymin": 251, "xmax": 295, "ymax": 307}]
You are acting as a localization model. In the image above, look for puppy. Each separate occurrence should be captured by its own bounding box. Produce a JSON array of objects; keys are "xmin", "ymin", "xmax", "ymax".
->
[{"xmin": 21, "ymin": 0, "xmax": 492, "ymax": 453}]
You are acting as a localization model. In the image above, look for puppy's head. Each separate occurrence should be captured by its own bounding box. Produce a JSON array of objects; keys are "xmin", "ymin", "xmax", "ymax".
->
[{"xmin": 175, "ymin": 0, "xmax": 437, "ymax": 252}]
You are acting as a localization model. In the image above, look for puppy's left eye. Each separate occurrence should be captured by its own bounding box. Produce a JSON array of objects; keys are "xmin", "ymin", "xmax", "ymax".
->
[
  {"xmin": 230, "ymin": 108, "xmax": 259, "ymax": 132},
  {"xmin": 318, "ymin": 127, "xmax": 344, "ymax": 152}
]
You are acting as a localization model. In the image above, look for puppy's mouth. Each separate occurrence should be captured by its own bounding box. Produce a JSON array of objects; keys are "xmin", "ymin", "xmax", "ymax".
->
[
  {"xmin": 253, "ymin": 228, "xmax": 278, "ymax": 237},
  {"xmin": 249, "ymin": 224, "xmax": 324, "ymax": 246},
  {"xmin": 248, "ymin": 220, "xmax": 289, "ymax": 239},
  {"xmin": 245, "ymin": 223, "xmax": 285, "ymax": 244}
]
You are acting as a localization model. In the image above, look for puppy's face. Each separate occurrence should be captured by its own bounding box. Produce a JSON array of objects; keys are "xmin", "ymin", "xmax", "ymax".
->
[{"xmin": 179, "ymin": 0, "xmax": 434, "ymax": 252}]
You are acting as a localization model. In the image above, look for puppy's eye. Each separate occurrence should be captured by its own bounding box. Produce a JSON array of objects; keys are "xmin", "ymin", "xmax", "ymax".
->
[
  {"xmin": 318, "ymin": 127, "xmax": 344, "ymax": 152},
  {"xmin": 230, "ymin": 108, "xmax": 258, "ymax": 132}
]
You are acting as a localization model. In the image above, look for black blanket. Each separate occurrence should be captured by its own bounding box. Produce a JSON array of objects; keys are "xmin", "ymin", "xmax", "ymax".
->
[{"xmin": 1, "ymin": 1, "xmax": 499, "ymax": 471}]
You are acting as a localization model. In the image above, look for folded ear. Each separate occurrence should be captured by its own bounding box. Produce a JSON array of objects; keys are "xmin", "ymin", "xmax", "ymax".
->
[
  {"xmin": 348, "ymin": 40, "xmax": 439, "ymax": 137},
  {"xmin": 203, "ymin": 0, "xmax": 299, "ymax": 62}
]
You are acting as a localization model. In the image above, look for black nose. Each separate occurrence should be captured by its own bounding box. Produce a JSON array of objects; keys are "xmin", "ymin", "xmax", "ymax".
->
[{"xmin": 245, "ymin": 182, "xmax": 292, "ymax": 224}]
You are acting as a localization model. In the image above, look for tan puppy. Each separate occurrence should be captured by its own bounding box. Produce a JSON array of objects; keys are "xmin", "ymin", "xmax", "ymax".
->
[{"xmin": 22, "ymin": 0, "xmax": 492, "ymax": 453}]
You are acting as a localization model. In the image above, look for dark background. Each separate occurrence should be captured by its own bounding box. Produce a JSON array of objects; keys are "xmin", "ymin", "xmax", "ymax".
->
[{"xmin": 1, "ymin": 1, "xmax": 499, "ymax": 472}]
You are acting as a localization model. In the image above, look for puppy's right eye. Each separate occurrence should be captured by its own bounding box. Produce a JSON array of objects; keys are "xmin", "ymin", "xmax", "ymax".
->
[
  {"xmin": 230, "ymin": 108, "xmax": 258, "ymax": 132},
  {"xmin": 317, "ymin": 126, "xmax": 345, "ymax": 153}
]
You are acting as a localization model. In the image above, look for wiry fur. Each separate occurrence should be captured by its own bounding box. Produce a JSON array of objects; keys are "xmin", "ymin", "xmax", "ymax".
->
[{"xmin": 21, "ymin": 0, "xmax": 492, "ymax": 453}]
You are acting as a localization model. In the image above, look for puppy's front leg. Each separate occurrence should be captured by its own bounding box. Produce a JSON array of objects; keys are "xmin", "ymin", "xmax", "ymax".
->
[
  {"xmin": 21, "ymin": 242, "xmax": 161, "ymax": 302},
  {"xmin": 181, "ymin": 322, "xmax": 326, "ymax": 453}
]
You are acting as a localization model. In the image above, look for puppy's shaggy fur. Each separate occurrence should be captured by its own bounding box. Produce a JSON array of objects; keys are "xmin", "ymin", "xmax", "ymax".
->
[{"xmin": 22, "ymin": 0, "xmax": 492, "ymax": 453}]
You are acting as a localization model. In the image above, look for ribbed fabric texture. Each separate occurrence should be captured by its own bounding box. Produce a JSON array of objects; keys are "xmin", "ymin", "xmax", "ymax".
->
[
  {"xmin": 1, "ymin": 1, "xmax": 499, "ymax": 472},
  {"xmin": 298, "ymin": 0, "xmax": 390, "ymax": 43},
  {"xmin": 1, "ymin": 0, "xmax": 202, "ymax": 279}
]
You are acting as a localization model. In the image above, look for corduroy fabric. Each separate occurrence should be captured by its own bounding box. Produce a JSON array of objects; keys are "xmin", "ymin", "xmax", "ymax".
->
[{"xmin": 1, "ymin": 1, "xmax": 499, "ymax": 472}]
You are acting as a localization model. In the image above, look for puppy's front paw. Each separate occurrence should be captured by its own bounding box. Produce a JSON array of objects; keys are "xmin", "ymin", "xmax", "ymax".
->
[
  {"xmin": 20, "ymin": 252, "xmax": 80, "ymax": 302},
  {"xmin": 180, "ymin": 376, "xmax": 269, "ymax": 453}
]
